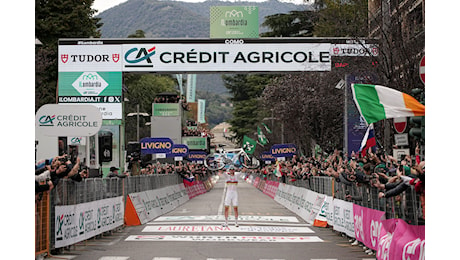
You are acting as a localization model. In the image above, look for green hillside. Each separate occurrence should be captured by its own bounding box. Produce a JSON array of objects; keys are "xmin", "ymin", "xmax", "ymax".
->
[{"xmin": 97, "ymin": 0, "xmax": 308, "ymax": 38}]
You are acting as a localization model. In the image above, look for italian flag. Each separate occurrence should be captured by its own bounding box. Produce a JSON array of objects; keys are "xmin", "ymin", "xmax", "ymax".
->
[{"xmin": 351, "ymin": 84, "xmax": 425, "ymax": 125}]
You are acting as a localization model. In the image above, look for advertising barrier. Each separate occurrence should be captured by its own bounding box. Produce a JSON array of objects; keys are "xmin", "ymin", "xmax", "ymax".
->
[
  {"xmin": 353, "ymin": 204, "xmax": 385, "ymax": 250},
  {"xmin": 125, "ymin": 184, "xmax": 189, "ymax": 225},
  {"xmin": 377, "ymin": 218, "xmax": 425, "ymax": 260},
  {"xmin": 274, "ymin": 183, "xmax": 326, "ymax": 225},
  {"xmin": 249, "ymin": 174, "xmax": 424, "ymax": 259},
  {"xmin": 54, "ymin": 196, "xmax": 124, "ymax": 248}
]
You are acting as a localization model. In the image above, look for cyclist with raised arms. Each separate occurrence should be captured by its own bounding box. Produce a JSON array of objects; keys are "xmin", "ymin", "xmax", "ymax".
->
[{"xmin": 223, "ymin": 165, "xmax": 242, "ymax": 227}]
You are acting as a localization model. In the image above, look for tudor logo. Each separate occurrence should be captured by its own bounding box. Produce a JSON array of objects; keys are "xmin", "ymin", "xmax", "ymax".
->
[
  {"xmin": 61, "ymin": 54, "xmax": 69, "ymax": 63},
  {"xmin": 112, "ymin": 54, "xmax": 120, "ymax": 63},
  {"xmin": 333, "ymin": 47, "xmax": 340, "ymax": 55}
]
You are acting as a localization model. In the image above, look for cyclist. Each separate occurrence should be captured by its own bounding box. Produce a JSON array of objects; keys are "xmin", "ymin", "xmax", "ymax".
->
[{"xmin": 223, "ymin": 165, "xmax": 242, "ymax": 227}]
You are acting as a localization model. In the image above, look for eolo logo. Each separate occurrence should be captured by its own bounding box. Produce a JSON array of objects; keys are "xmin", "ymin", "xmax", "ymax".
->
[{"xmin": 125, "ymin": 46, "xmax": 156, "ymax": 67}]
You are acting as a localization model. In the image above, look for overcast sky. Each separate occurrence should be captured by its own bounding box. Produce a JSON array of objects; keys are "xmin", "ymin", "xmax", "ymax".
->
[{"xmin": 92, "ymin": 0, "xmax": 310, "ymax": 14}]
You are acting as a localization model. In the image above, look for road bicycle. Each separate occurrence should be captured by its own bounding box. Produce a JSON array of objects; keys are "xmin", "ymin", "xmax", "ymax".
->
[{"xmin": 204, "ymin": 144, "xmax": 260, "ymax": 171}]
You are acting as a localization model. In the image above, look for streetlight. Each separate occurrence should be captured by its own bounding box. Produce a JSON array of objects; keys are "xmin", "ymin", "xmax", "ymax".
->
[{"xmin": 127, "ymin": 104, "xmax": 149, "ymax": 141}]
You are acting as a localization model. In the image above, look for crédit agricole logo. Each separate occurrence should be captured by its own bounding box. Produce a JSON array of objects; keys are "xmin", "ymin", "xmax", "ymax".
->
[{"xmin": 124, "ymin": 46, "xmax": 156, "ymax": 68}]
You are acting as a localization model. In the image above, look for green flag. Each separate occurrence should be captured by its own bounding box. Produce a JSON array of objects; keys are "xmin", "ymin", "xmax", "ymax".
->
[
  {"xmin": 242, "ymin": 135, "xmax": 257, "ymax": 154},
  {"xmin": 261, "ymin": 123, "xmax": 272, "ymax": 134},
  {"xmin": 257, "ymin": 126, "xmax": 268, "ymax": 145}
]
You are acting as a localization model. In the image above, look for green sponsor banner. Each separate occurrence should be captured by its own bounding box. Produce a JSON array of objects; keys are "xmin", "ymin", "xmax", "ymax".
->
[
  {"xmin": 153, "ymin": 103, "xmax": 180, "ymax": 117},
  {"xmin": 58, "ymin": 72, "xmax": 122, "ymax": 96},
  {"xmin": 210, "ymin": 6, "xmax": 259, "ymax": 39},
  {"xmin": 182, "ymin": 137, "xmax": 207, "ymax": 150}
]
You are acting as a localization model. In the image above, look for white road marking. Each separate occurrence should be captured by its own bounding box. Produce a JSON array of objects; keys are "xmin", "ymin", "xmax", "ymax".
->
[
  {"xmin": 126, "ymin": 235, "xmax": 323, "ymax": 243},
  {"xmin": 142, "ymin": 225, "xmax": 314, "ymax": 233},
  {"xmin": 153, "ymin": 215, "xmax": 299, "ymax": 222}
]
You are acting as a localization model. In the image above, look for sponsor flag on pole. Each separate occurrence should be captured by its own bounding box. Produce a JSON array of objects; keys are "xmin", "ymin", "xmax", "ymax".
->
[
  {"xmin": 242, "ymin": 135, "xmax": 257, "ymax": 154},
  {"xmin": 359, "ymin": 123, "xmax": 376, "ymax": 156},
  {"xmin": 257, "ymin": 126, "xmax": 268, "ymax": 145},
  {"xmin": 261, "ymin": 123, "xmax": 272, "ymax": 134},
  {"xmin": 351, "ymin": 84, "xmax": 425, "ymax": 125}
]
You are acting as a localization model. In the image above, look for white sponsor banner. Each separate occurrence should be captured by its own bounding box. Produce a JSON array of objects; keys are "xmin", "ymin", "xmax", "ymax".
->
[
  {"xmin": 36, "ymin": 104, "xmax": 102, "ymax": 137},
  {"xmin": 60, "ymin": 103, "xmax": 122, "ymax": 120},
  {"xmin": 332, "ymin": 199, "xmax": 355, "ymax": 238},
  {"xmin": 274, "ymin": 183, "xmax": 325, "ymax": 224},
  {"xmin": 58, "ymin": 44, "xmax": 122, "ymax": 72},
  {"xmin": 331, "ymin": 44, "xmax": 379, "ymax": 56},
  {"xmin": 197, "ymin": 99, "xmax": 206, "ymax": 123},
  {"xmin": 322, "ymin": 196, "xmax": 334, "ymax": 226},
  {"xmin": 54, "ymin": 196, "xmax": 124, "ymax": 248},
  {"xmin": 128, "ymin": 184, "xmax": 189, "ymax": 224},
  {"xmin": 122, "ymin": 43, "xmax": 331, "ymax": 72},
  {"xmin": 126, "ymin": 235, "xmax": 323, "ymax": 243},
  {"xmin": 142, "ymin": 225, "xmax": 314, "ymax": 233},
  {"xmin": 153, "ymin": 215, "xmax": 299, "ymax": 222}
]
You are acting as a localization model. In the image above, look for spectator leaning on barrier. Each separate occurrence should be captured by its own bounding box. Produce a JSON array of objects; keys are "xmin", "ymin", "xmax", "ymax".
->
[{"xmin": 107, "ymin": 166, "xmax": 127, "ymax": 178}]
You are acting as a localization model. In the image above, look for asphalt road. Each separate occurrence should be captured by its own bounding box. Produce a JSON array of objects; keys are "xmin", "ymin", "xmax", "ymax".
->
[{"xmin": 47, "ymin": 174, "xmax": 375, "ymax": 260}]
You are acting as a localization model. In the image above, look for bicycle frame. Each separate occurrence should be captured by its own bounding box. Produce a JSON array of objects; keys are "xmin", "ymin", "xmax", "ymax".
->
[{"xmin": 205, "ymin": 146, "xmax": 259, "ymax": 170}]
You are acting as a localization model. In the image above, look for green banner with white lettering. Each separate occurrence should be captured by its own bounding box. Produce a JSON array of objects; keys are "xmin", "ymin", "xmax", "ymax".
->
[
  {"xmin": 210, "ymin": 6, "xmax": 259, "ymax": 39},
  {"xmin": 58, "ymin": 72, "xmax": 122, "ymax": 96}
]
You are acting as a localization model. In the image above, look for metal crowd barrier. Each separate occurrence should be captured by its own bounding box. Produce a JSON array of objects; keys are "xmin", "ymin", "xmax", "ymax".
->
[
  {"xmin": 256, "ymin": 174, "xmax": 423, "ymax": 226},
  {"xmin": 46, "ymin": 174, "xmax": 183, "ymax": 252}
]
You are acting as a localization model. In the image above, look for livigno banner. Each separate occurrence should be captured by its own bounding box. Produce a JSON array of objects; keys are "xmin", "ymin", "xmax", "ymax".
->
[{"xmin": 210, "ymin": 6, "xmax": 259, "ymax": 39}]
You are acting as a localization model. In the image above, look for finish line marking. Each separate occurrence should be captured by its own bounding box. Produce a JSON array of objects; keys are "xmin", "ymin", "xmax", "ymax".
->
[
  {"xmin": 142, "ymin": 225, "xmax": 314, "ymax": 233},
  {"xmin": 146, "ymin": 221, "xmax": 310, "ymax": 226},
  {"xmin": 126, "ymin": 235, "xmax": 323, "ymax": 243},
  {"xmin": 153, "ymin": 215, "xmax": 299, "ymax": 222}
]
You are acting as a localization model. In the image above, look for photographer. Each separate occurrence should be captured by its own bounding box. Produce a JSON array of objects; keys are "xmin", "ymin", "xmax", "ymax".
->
[{"xmin": 49, "ymin": 155, "xmax": 81, "ymax": 186}]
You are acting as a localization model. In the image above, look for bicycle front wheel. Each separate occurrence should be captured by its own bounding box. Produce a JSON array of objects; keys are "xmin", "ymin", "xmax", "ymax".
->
[
  {"xmin": 204, "ymin": 154, "xmax": 225, "ymax": 171},
  {"xmin": 238, "ymin": 153, "xmax": 260, "ymax": 169}
]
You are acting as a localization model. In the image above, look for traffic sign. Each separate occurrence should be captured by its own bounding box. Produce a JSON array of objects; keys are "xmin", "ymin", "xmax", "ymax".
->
[
  {"xmin": 419, "ymin": 55, "xmax": 425, "ymax": 84},
  {"xmin": 394, "ymin": 117, "xmax": 407, "ymax": 134}
]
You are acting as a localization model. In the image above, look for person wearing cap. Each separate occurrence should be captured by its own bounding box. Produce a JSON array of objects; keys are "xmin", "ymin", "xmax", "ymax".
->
[
  {"xmin": 107, "ymin": 166, "xmax": 126, "ymax": 178},
  {"xmin": 223, "ymin": 166, "xmax": 241, "ymax": 227}
]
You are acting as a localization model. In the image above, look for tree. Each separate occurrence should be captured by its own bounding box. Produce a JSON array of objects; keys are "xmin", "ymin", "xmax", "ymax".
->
[
  {"xmin": 222, "ymin": 74, "xmax": 277, "ymax": 143},
  {"xmin": 124, "ymin": 74, "xmax": 177, "ymax": 141},
  {"xmin": 256, "ymin": 0, "xmax": 371, "ymax": 155},
  {"xmin": 260, "ymin": 10, "xmax": 317, "ymax": 37},
  {"xmin": 128, "ymin": 30, "xmax": 146, "ymax": 38},
  {"xmin": 35, "ymin": 0, "xmax": 102, "ymax": 111},
  {"xmin": 313, "ymin": 0, "xmax": 368, "ymax": 37}
]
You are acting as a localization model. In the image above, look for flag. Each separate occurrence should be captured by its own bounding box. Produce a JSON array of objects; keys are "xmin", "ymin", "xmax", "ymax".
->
[
  {"xmin": 261, "ymin": 123, "xmax": 272, "ymax": 134},
  {"xmin": 351, "ymin": 84, "xmax": 425, "ymax": 125},
  {"xmin": 273, "ymin": 160, "xmax": 282, "ymax": 177},
  {"xmin": 359, "ymin": 123, "xmax": 376, "ymax": 156},
  {"xmin": 242, "ymin": 135, "xmax": 257, "ymax": 154},
  {"xmin": 257, "ymin": 126, "xmax": 268, "ymax": 145}
]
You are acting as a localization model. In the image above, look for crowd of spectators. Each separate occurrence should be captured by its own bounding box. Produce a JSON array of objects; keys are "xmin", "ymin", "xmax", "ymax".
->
[
  {"xmin": 154, "ymin": 94, "xmax": 190, "ymax": 111},
  {"xmin": 182, "ymin": 120, "xmax": 214, "ymax": 138},
  {"xmin": 139, "ymin": 161, "xmax": 209, "ymax": 180},
  {"xmin": 35, "ymin": 154, "xmax": 89, "ymax": 199},
  {"xmin": 246, "ymin": 146, "xmax": 425, "ymax": 256},
  {"xmin": 251, "ymin": 146, "xmax": 425, "ymax": 219}
]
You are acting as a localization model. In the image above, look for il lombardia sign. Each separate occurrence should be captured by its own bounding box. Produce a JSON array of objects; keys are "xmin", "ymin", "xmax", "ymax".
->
[{"xmin": 36, "ymin": 104, "xmax": 102, "ymax": 136}]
